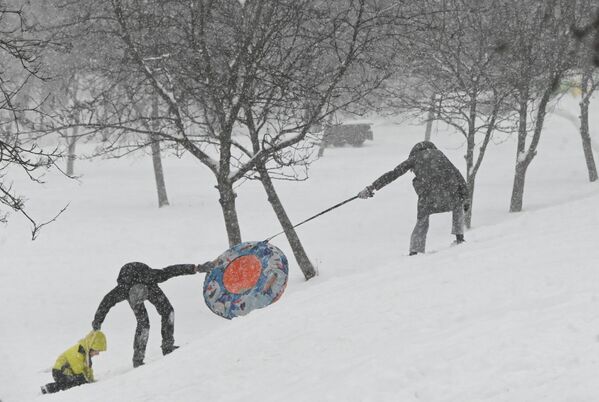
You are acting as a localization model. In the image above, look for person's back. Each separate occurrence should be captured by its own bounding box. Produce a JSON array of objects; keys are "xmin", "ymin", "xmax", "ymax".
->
[
  {"xmin": 358, "ymin": 140, "xmax": 468, "ymax": 254},
  {"xmin": 116, "ymin": 262, "xmax": 153, "ymax": 285},
  {"xmin": 411, "ymin": 147, "xmax": 467, "ymax": 215},
  {"xmin": 93, "ymin": 262, "xmax": 198, "ymax": 329},
  {"xmin": 41, "ymin": 330, "xmax": 107, "ymax": 394},
  {"xmin": 412, "ymin": 148, "xmax": 460, "ymax": 182},
  {"xmin": 92, "ymin": 261, "xmax": 212, "ymax": 367}
]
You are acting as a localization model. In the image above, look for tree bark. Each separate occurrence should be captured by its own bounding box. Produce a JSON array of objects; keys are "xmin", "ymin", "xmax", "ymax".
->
[
  {"xmin": 510, "ymin": 162, "xmax": 527, "ymax": 212},
  {"xmin": 463, "ymin": 91, "xmax": 482, "ymax": 228},
  {"xmin": 66, "ymin": 125, "xmax": 78, "ymax": 176},
  {"xmin": 424, "ymin": 94, "xmax": 435, "ymax": 141},
  {"xmin": 509, "ymin": 76, "xmax": 554, "ymax": 213},
  {"xmin": 150, "ymin": 138, "xmax": 169, "ymax": 207},
  {"xmin": 463, "ymin": 93, "xmax": 477, "ymax": 227},
  {"xmin": 510, "ymin": 90, "xmax": 530, "ymax": 213},
  {"xmin": 579, "ymin": 69, "xmax": 598, "ymax": 182},
  {"xmin": 150, "ymin": 99, "xmax": 170, "ymax": 207},
  {"xmin": 465, "ymin": 176, "xmax": 475, "ymax": 228},
  {"xmin": 66, "ymin": 79, "xmax": 80, "ymax": 176},
  {"xmin": 217, "ymin": 180, "xmax": 242, "ymax": 247},
  {"xmin": 257, "ymin": 164, "xmax": 316, "ymax": 280},
  {"xmin": 468, "ymin": 100, "xmax": 499, "ymax": 226}
]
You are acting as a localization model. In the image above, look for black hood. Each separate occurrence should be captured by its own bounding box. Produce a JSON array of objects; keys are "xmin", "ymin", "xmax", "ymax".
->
[{"xmin": 409, "ymin": 141, "xmax": 437, "ymax": 158}]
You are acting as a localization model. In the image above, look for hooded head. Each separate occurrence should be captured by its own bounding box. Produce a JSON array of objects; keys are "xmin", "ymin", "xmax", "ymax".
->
[
  {"xmin": 80, "ymin": 330, "xmax": 107, "ymax": 353},
  {"xmin": 409, "ymin": 141, "xmax": 437, "ymax": 158}
]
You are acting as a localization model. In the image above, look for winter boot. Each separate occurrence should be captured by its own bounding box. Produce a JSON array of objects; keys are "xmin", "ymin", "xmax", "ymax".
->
[
  {"xmin": 451, "ymin": 234, "xmax": 465, "ymax": 246},
  {"xmin": 408, "ymin": 251, "xmax": 419, "ymax": 256},
  {"xmin": 40, "ymin": 383, "xmax": 59, "ymax": 394},
  {"xmin": 133, "ymin": 360, "xmax": 145, "ymax": 368},
  {"xmin": 162, "ymin": 345, "xmax": 179, "ymax": 355}
]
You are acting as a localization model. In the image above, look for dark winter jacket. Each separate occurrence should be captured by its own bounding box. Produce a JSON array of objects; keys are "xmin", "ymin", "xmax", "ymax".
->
[
  {"xmin": 92, "ymin": 262, "xmax": 196, "ymax": 330},
  {"xmin": 369, "ymin": 141, "xmax": 468, "ymax": 218}
]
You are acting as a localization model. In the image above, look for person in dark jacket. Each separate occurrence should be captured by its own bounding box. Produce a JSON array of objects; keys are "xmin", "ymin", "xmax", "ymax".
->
[
  {"xmin": 358, "ymin": 141, "xmax": 469, "ymax": 255},
  {"xmin": 92, "ymin": 261, "xmax": 214, "ymax": 367}
]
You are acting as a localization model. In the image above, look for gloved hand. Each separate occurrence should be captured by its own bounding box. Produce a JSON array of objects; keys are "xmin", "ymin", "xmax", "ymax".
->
[
  {"xmin": 92, "ymin": 322, "xmax": 101, "ymax": 331},
  {"xmin": 463, "ymin": 202, "xmax": 470, "ymax": 212},
  {"xmin": 195, "ymin": 261, "xmax": 215, "ymax": 273},
  {"xmin": 358, "ymin": 186, "xmax": 374, "ymax": 199}
]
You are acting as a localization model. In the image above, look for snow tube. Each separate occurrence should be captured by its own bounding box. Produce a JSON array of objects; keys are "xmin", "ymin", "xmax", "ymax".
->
[{"xmin": 203, "ymin": 241, "xmax": 288, "ymax": 319}]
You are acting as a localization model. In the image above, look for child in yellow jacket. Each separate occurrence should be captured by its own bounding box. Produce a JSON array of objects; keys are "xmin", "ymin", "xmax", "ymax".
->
[{"xmin": 41, "ymin": 330, "xmax": 107, "ymax": 394}]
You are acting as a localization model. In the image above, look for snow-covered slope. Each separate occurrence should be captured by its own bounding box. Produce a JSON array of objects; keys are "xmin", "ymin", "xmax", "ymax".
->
[{"xmin": 1, "ymin": 97, "xmax": 598, "ymax": 402}]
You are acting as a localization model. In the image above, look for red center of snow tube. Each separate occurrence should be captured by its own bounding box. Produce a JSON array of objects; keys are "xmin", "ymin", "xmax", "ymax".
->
[{"xmin": 223, "ymin": 255, "xmax": 262, "ymax": 294}]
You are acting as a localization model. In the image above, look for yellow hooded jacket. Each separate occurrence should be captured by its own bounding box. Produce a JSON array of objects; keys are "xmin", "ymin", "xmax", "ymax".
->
[{"xmin": 52, "ymin": 330, "xmax": 107, "ymax": 382}]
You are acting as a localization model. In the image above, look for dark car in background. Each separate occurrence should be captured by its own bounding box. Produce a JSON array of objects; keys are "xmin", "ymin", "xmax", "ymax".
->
[{"xmin": 321, "ymin": 122, "xmax": 374, "ymax": 147}]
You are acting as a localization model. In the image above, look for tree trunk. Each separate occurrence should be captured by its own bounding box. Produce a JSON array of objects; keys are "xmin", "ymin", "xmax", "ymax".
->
[
  {"xmin": 66, "ymin": 126, "xmax": 78, "ymax": 176},
  {"xmin": 465, "ymin": 176, "xmax": 475, "ymax": 229},
  {"xmin": 510, "ymin": 76, "xmax": 556, "ymax": 212},
  {"xmin": 150, "ymin": 138, "xmax": 169, "ymax": 207},
  {"xmin": 66, "ymin": 79, "xmax": 80, "ymax": 176},
  {"xmin": 257, "ymin": 164, "xmax": 317, "ymax": 280},
  {"xmin": 424, "ymin": 94, "xmax": 435, "ymax": 141},
  {"xmin": 510, "ymin": 92, "xmax": 530, "ymax": 213},
  {"xmin": 463, "ymin": 92, "xmax": 477, "ymax": 228},
  {"xmin": 217, "ymin": 180, "xmax": 242, "ymax": 247},
  {"xmin": 150, "ymin": 99, "xmax": 170, "ymax": 207},
  {"xmin": 510, "ymin": 162, "xmax": 527, "ymax": 212},
  {"xmin": 579, "ymin": 70, "xmax": 598, "ymax": 182}
]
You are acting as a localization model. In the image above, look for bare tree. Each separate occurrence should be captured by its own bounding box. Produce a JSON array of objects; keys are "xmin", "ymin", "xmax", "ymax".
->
[
  {"xmin": 40, "ymin": 74, "xmax": 85, "ymax": 177},
  {"xmin": 232, "ymin": 1, "xmax": 401, "ymax": 278},
  {"xmin": 44, "ymin": 0, "xmax": 405, "ymax": 279},
  {"xmin": 578, "ymin": 66, "xmax": 599, "ymax": 182},
  {"xmin": 0, "ymin": 3, "xmax": 67, "ymax": 238},
  {"xmin": 495, "ymin": 0, "xmax": 578, "ymax": 212},
  {"xmin": 128, "ymin": 94, "xmax": 171, "ymax": 208},
  {"xmin": 147, "ymin": 97, "xmax": 170, "ymax": 208},
  {"xmin": 573, "ymin": 1, "xmax": 599, "ymax": 182},
  {"xmin": 401, "ymin": 0, "xmax": 513, "ymax": 227}
]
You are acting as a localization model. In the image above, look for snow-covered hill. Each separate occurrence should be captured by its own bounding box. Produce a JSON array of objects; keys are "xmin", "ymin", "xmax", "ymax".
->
[{"xmin": 1, "ymin": 97, "xmax": 598, "ymax": 402}]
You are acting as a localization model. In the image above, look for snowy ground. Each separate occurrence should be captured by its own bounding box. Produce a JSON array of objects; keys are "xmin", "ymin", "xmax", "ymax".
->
[{"xmin": 1, "ymin": 96, "xmax": 599, "ymax": 402}]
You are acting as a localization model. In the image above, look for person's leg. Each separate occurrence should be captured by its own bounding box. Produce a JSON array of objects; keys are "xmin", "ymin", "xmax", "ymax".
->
[
  {"xmin": 57, "ymin": 371, "xmax": 86, "ymax": 391},
  {"xmin": 147, "ymin": 285, "xmax": 176, "ymax": 355},
  {"xmin": 410, "ymin": 214, "xmax": 430, "ymax": 254},
  {"xmin": 451, "ymin": 204, "xmax": 465, "ymax": 242},
  {"xmin": 42, "ymin": 369, "xmax": 86, "ymax": 393},
  {"xmin": 40, "ymin": 381, "xmax": 60, "ymax": 394},
  {"xmin": 129, "ymin": 285, "xmax": 150, "ymax": 367},
  {"xmin": 41, "ymin": 370, "xmax": 61, "ymax": 394}
]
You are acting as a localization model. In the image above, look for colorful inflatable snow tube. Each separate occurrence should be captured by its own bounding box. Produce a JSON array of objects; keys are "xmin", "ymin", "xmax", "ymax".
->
[{"xmin": 203, "ymin": 241, "xmax": 288, "ymax": 319}]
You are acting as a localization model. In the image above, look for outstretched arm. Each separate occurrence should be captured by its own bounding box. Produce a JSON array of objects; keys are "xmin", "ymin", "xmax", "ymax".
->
[
  {"xmin": 92, "ymin": 286, "xmax": 127, "ymax": 330},
  {"xmin": 151, "ymin": 264, "xmax": 197, "ymax": 283},
  {"xmin": 366, "ymin": 158, "xmax": 414, "ymax": 194}
]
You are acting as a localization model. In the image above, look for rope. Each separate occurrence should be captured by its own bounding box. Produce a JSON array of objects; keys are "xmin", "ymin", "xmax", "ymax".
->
[{"xmin": 265, "ymin": 195, "xmax": 359, "ymax": 242}]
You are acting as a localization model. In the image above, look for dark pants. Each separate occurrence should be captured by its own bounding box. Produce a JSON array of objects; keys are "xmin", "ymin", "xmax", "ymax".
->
[
  {"xmin": 42, "ymin": 369, "xmax": 87, "ymax": 394},
  {"xmin": 410, "ymin": 205, "xmax": 465, "ymax": 253},
  {"xmin": 129, "ymin": 284, "xmax": 175, "ymax": 366}
]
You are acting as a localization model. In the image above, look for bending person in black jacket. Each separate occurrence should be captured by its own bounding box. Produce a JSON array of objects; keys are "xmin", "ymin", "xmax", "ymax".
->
[
  {"xmin": 358, "ymin": 141, "xmax": 469, "ymax": 255},
  {"xmin": 92, "ymin": 261, "xmax": 214, "ymax": 367}
]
